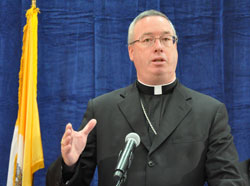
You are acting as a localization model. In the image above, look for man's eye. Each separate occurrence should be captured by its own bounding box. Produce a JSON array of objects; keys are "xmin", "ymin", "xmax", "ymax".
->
[
  {"xmin": 143, "ymin": 38, "xmax": 153, "ymax": 43},
  {"xmin": 162, "ymin": 37, "xmax": 171, "ymax": 41}
]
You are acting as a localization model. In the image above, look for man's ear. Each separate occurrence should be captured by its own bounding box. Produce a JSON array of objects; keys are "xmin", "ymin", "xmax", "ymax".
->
[{"xmin": 128, "ymin": 45, "xmax": 134, "ymax": 62}]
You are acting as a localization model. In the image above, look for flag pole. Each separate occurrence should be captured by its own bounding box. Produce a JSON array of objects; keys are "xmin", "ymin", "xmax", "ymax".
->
[{"xmin": 32, "ymin": 0, "xmax": 36, "ymax": 8}]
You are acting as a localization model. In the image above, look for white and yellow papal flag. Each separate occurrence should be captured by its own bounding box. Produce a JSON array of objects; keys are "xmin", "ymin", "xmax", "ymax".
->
[{"xmin": 7, "ymin": 6, "xmax": 44, "ymax": 186}]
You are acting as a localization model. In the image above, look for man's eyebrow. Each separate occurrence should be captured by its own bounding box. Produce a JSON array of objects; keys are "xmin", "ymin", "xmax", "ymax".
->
[
  {"xmin": 141, "ymin": 31, "xmax": 172, "ymax": 36},
  {"xmin": 162, "ymin": 31, "xmax": 172, "ymax": 35}
]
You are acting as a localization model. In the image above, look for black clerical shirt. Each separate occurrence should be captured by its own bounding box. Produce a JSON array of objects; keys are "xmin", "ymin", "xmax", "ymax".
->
[{"xmin": 136, "ymin": 79, "xmax": 177, "ymax": 143}]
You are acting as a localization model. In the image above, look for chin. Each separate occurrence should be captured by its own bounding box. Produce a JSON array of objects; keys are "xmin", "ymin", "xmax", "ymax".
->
[{"xmin": 151, "ymin": 69, "xmax": 168, "ymax": 76}]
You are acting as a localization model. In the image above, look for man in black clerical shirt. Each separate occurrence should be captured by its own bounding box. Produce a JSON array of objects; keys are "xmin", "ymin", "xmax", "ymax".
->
[{"xmin": 46, "ymin": 10, "xmax": 245, "ymax": 186}]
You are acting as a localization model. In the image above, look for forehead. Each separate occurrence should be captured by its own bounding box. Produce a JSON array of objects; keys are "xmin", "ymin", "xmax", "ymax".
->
[{"xmin": 133, "ymin": 16, "xmax": 173, "ymax": 37}]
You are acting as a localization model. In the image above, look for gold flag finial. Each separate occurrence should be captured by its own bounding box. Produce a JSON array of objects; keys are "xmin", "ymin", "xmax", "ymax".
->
[{"xmin": 32, "ymin": 0, "xmax": 36, "ymax": 8}]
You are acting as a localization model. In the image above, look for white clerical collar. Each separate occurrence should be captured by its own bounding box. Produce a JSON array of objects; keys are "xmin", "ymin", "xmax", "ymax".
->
[{"xmin": 137, "ymin": 78, "xmax": 177, "ymax": 95}]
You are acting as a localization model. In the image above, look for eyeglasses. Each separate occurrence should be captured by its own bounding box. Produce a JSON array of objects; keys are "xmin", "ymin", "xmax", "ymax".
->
[{"xmin": 129, "ymin": 34, "xmax": 178, "ymax": 47}]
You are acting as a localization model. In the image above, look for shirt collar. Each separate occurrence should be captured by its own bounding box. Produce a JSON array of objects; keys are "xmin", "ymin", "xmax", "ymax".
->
[{"xmin": 136, "ymin": 78, "xmax": 177, "ymax": 95}]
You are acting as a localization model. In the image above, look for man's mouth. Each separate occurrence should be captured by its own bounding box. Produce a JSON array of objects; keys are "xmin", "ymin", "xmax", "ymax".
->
[{"xmin": 152, "ymin": 58, "xmax": 166, "ymax": 62}]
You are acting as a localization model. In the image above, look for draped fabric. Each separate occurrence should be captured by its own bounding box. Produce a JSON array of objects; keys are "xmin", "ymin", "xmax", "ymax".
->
[
  {"xmin": 0, "ymin": 0, "xmax": 250, "ymax": 186},
  {"xmin": 6, "ymin": 7, "xmax": 44, "ymax": 186}
]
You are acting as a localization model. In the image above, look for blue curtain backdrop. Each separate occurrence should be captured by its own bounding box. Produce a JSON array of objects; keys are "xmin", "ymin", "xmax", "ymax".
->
[{"xmin": 0, "ymin": 0, "xmax": 250, "ymax": 185}]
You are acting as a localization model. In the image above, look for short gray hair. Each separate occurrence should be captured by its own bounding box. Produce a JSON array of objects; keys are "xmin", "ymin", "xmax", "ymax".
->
[{"xmin": 128, "ymin": 10, "xmax": 177, "ymax": 44}]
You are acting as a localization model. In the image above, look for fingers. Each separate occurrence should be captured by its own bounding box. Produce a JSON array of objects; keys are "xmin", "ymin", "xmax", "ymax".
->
[
  {"xmin": 81, "ymin": 119, "xmax": 97, "ymax": 136},
  {"xmin": 65, "ymin": 123, "xmax": 72, "ymax": 131},
  {"xmin": 61, "ymin": 123, "xmax": 73, "ymax": 147}
]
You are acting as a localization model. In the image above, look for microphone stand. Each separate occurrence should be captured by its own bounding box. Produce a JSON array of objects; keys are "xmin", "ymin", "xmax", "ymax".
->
[
  {"xmin": 115, "ymin": 171, "xmax": 127, "ymax": 186},
  {"xmin": 114, "ymin": 151, "xmax": 133, "ymax": 186}
]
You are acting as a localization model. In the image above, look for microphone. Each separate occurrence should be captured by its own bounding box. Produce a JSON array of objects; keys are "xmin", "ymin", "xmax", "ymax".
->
[{"xmin": 113, "ymin": 133, "xmax": 140, "ymax": 182}]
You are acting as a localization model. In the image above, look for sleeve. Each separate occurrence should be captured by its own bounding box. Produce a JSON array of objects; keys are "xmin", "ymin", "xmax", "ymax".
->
[
  {"xmin": 238, "ymin": 159, "xmax": 250, "ymax": 185},
  {"xmin": 46, "ymin": 99, "xmax": 97, "ymax": 186},
  {"xmin": 206, "ymin": 103, "xmax": 246, "ymax": 186},
  {"xmin": 61, "ymin": 158, "xmax": 78, "ymax": 183}
]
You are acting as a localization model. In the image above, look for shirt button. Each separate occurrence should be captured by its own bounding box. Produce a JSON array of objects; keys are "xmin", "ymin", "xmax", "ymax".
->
[{"xmin": 148, "ymin": 160, "xmax": 155, "ymax": 167}]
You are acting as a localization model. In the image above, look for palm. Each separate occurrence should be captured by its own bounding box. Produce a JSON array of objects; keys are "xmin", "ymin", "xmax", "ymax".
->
[
  {"xmin": 61, "ymin": 119, "xmax": 96, "ymax": 166},
  {"xmin": 67, "ymin": 130, "xmax": 87, "ymax": 163}
]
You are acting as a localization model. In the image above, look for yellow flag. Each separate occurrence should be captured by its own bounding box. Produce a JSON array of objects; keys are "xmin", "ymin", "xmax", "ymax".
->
[{"xmin": 7, "ymin": 6, "xmax": 44, "ymax": 186}]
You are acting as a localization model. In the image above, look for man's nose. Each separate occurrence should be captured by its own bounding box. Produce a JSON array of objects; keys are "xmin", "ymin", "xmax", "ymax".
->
[{"xmin": 153, "ymin": 38, "xmax": 163, "ymax": 52}]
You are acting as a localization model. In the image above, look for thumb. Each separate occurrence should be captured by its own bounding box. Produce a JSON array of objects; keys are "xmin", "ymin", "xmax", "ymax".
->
[{"xmin": 81, "ymin": 119, "xmax": 97, "ymax": 136}]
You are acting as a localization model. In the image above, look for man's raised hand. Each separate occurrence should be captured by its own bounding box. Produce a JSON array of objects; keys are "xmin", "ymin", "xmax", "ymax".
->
[{"xmin": 61, "ymin": 119, "xmax": 97, "ymax": 166}]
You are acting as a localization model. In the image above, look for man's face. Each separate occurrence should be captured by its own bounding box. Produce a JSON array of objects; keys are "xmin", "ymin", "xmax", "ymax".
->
[{"xmin": 128, "ymin": 16, "xmax": 178, "ymax": 84}]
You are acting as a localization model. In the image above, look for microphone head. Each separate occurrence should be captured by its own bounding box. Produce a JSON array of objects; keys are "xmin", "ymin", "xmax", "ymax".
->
[{"xmin": 125, "ymin": 133, "xmax": 140, "ymax": 147}]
